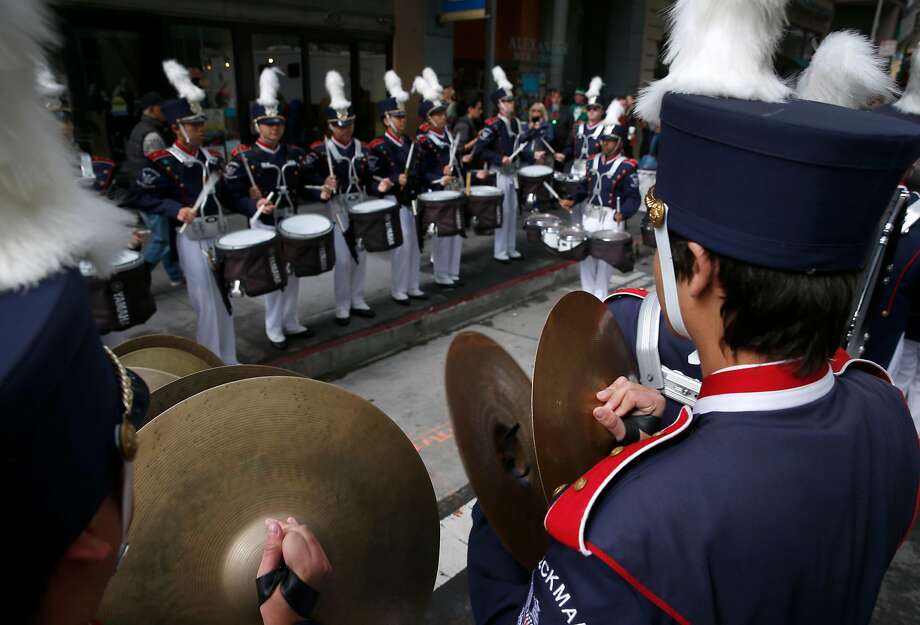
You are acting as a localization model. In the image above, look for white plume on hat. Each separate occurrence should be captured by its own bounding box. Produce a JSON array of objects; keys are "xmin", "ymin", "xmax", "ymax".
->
[
  {"xmin": 604, "ymin": 98, "xmax": 626, "ymax": 128},
  {"xmin": 325, "ymin": 70, "xmax": 351, "ymax": 112},
  {"xmin": 35, "ymin": 63, "xmax": 66, "ymax": 98},
  {"xmin": 412, "ymin": 74, "xmax": 441, "ymax": 103},
  {"xmin": 586, "ymin": 76, "xmax": 604, "ymax": 104},
  {"xmin": 162, "ymin": 59, "xmax": 205, "ymax": 106},
  {"xmin": 257, "ymin": 66, "xmax": 283, "ymax": 109},
  {"xmin": 636, "ymin": 0, "xmax": 792, "ymax": 125},
  {"xmin": 0, "ymin": 0, "xmax": 132, "ymax": 291},
  {"xmin": 492, "ymin": 65, "xmax": 513, "ymax": 97},
  {"xmin": 796, "ymin": 31, "xmax": 898, "ymax": 109},
  {"xmin": 894, "ymin": 47, "xmax": 920, "ymax": 115},
  {"xmin": 422, "ymin": 67, "xmax": 444, "ymax": 97},
  {"xmin": 384, "ymin": 70, "xmax": 409, "ymax": 103}
]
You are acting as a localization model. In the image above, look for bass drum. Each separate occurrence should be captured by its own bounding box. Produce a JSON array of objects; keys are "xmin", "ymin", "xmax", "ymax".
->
[
  {"xmin": 81, "ymin": 249, "xmax": 156, "ymax": 334},
  {"xmin": 279, "ymin": 214, "xmax": 336, "ymax": 277}
]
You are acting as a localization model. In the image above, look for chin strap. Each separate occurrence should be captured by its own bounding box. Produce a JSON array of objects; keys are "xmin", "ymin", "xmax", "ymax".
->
[{"xmin": 647, "ymin": 186, "xmax": 690, "ymax": 339}]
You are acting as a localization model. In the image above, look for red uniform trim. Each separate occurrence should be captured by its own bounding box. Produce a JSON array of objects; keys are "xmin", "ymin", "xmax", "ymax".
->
[
  {"xmin": 484, "ymin": 116, "xmax": 498, "ymax": 126},
  {"xmin": 146, "ymin": 148, "xmax": 172, "ymax": 162},
  {"xmin": 586, "ymin": 544, "xmax": 692, "ymax": 625},
  {"xmin": 604, "ymin": 287, "xmax": 648, "ymax": 302},
  {"xmin": 883, "ymin": 248, "xmax": 920, "ymax": 316},
  {"xmin": 698, "ymin": 362, "xmax": 828, "ymax": 399},
  {"xmin": 230, "ymin": 144, "xmax": 250, "ymax": 157},
  {"xmin": 206, "ymin": 147, "xmax": 224, "ymax": 160},
  {"xmin": 830, "ymin": 348, "xmax": 892, "ymax": 383},
  {"xmin": 418, "ymin": 122, "xmax": 431, "ymax": 133},
  {"xmin": 368, "ymin": 137, "xmax": 385, "ymax": 149},
  {"xmin": 310, "ymin": 139, "xmax": 325, "ymax": 150},
  {"xmin": 93, "ymin": 156, "xmax": 114, "ymax": 165}
]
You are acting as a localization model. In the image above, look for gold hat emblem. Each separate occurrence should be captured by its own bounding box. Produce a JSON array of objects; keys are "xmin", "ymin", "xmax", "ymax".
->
[{"xmin": 645, "ymin": 185, "xmax": 667, "ymax": 227}]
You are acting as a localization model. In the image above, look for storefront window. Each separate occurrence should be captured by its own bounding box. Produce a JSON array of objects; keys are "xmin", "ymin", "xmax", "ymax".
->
[
  {"xmin": 169, "ymin": 25, "xmax": 239, "ymax": 157},
  {"xmin": 306, "ymin": 42, "xmax": 351, "ymax": 139},
  {"xmin": 358, "ymin": 41, "xmax": 388, "ymax": 138}
]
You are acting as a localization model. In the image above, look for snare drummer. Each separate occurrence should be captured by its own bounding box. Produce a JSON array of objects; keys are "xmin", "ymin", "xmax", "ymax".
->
[
  {"xmin": 307, "ymin": 70, "xmax": 375, "ymax": 327},
  {"xmin": 368, "ymin": 70, "xmax": 427, "ymax": 304},
  {"xmin": 474, "ymin": 66, "xmax": 525, "ymax": 264},
  {"xmin": 563, "ymin": 77, "xmax": 606, "ymax": 168},
  {"xmin": 414, "ymin": 68, "xmax": 465, "ymax": 288},
  {"xmin": 560, "ymin": 100, "xmax": 640, "ymax": 300},
  {"xmin": 129, "ymin": 60, "xmax": 239, "ymax": 364},
  {"xmin": 224, "ymin": 68, "xmax": 315, "ymax": 350}
]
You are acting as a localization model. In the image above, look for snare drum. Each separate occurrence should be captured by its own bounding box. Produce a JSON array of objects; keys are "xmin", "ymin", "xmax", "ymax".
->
[
  {"xmin": 466, "ymin": 186, "xmax": 504, "ymax": 231},
  {"xmin": 552, "ymin": 171, "xmax": 583, "ymax": 199},
  {"xmin": 590, "ymin": 229, "xmax": 635, "ymax": 272},
  {"xmin": 279, "ymin": 214, "xmax": 336, "ymax": 277},
  {"xmin": 215, "ymin": 229, "xmax": 287, "ymax": 297},
  {"xmin": 418, "ymin": 190, "xmax": 466, "ymax": 237},
  {"xmin": 555, "ymin": 225, "xmax": 590, "ymax": 261},
  {"xmin": 523, "ymin": 213, "xmax": 562, "ymax": 243},
  {"xmin": 517, "ymin": 165, "xmax": 555, "ymax": 203},
  {"xmin": 348, "ymin": 198, "xmax": 403, "ymax": 252},
  {"xmin": 81, "ymin": 249, "xmax": 156, "ymax": 333}
]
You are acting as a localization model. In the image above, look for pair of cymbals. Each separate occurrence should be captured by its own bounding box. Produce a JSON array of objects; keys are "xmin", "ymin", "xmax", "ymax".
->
[
  {"xmin": 446, "ymin": 292, "xmax": 637, "ymax": 568},
  {"xmin": 115, "ymin": 334, "xmax": 224, "ymax": 391},
  {"xmin": 99, "ymin": 376, "xmax": 439, "ymax": 625}
]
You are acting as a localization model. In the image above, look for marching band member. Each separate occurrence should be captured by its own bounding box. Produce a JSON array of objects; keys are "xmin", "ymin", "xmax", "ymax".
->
[
  {"xmin": 308, "ymin": 70, "xmax": 375, "ymax": 327},
  {"xmin": 560, "ymin": 99, "xmax": 641, "ymax": 300},
  {"xmin": 467, "ymin": 0, "xmax": 920, "ymax": 621},
  {"xmin": 224, "ymin": 67, "xmax": 315, "ymax": 350},
  {"xmin": 368, "ymin": 70, "xmax": 427, "ymax": 304},
  {"xmin": 475, "ymin": 66, "xmax": 524, "ymax": 264},
  {"xmin": 415, "ymin": 68, "xmax": 465, "ymax": 288},
  {"xmin": 563, "ymin": 76, "xmax": 605, "ymax": 165},
  {"xmin": 129, "ymin": 60, "xmax": 239, "ymax": 364}
]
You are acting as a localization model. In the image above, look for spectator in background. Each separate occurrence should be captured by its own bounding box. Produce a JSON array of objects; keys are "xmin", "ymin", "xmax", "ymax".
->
[
  {"xmin": 571, "ymin": 88, "xmax": 588, "ymax": 124},
  {"xmin": 444, "ymin": 84, "xmax": 459, "ymax": 127},
  {"xmin": 456, "ymin": 92, "xmax": 484, "ymax": 163},
  {"xmin": 122, "ymin": 91, "xmax": 184, "ymax": 286},
  {"xmin": 522, "ymin": 102, "xmax": 564, "ymax": 167},
  {"xmin": 546, "ymin": 88, "xmax": 573, "ymax": 153}
]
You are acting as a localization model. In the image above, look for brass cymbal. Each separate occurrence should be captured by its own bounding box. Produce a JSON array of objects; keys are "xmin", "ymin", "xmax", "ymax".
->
[
  {"xmin": 446, "ymin": 332, "xmax": 547, "ymax": 570},
  {"xmin": 113, "ymin": 334, "xmax": 224, "ymax": 377},
  {"xmin": 128, "ymin": 366, "xmax": 180, "ymax": 393},
  {"xmin": 99, "ymin": 376, "xmax": 439, "ymax": 625},
  {"xmin": 531, "ymin": 291, "xmax": 638, "ymax": 502},
  {"xmin": 145, "ymin": 365, "xmax": 301, "ymax": 429}
]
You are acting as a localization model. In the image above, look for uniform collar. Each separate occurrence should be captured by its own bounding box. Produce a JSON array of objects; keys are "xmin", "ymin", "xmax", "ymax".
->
[
  {"xmin": 386, "ymin": 130, "xmax": 404, "ymax": 145},
  {"xmin": 587, "ymin": 120, "xmax": 602, "ymax": 130},
  {"xmin": 428, "ymin": 127, "xmax": 445, "ymax": 137},
  {"xmin": 255, "ymin": 139, "xmax": 280, "ymax": 154},
  {"xmin": 693, "ymin": 360, "xmax": 835, "ymax": 415},
  {"xmin": 331, "ymin": 137, "xmax": 353, "ymax": 151},
  {"xmin": 174, "ymin": 141, "xmax": 198, "ymax": 157}
]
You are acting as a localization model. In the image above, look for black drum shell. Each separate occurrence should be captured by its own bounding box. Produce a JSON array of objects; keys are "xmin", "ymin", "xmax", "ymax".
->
[
  {"xmin": 589, "ymin": 233, "xmax": 635, "ymax": 273},
  {"xmin": 86, "ymin": 262, "xmax": 157, "ymax": 334},
  {"xmin": 216, "ymin": 235, "xmax": 288, "ymax": 297},
  {"xmin": 282, "ymin": 230, "xmax": 336, "ymax": 277},
  {"xmin": 552, "ymin": 174, "xmax": 583, "ymax": 199},
  {"xmin": 349, "ymin": 204, "xmax": 404, "ymax": 252},
  {"xmin": 466, "ymin": 189, "xmax": 504, "ymax": 231},
  {"xmin": 517, "ymin": 168, "xmax": 555, "ymax": 204},
  {"xmin": 419, "ymin": 194, "xmax": 467, "ymax": 237}
]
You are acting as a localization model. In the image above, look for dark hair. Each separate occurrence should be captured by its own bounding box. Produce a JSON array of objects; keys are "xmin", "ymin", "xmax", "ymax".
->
[
  {"xmin": 463, "ymin": 91, "xmax": 484, "ymax": 112},
  {"xmin": 670, "ymin": 236, "xmax": 857, "ymax": 376}
]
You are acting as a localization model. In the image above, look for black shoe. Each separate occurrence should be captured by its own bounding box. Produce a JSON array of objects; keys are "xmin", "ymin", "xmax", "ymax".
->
[
  {"xmin": 351, "ymin": 307, "xmax": 376, "ymax": 319},
  {"xmin": 392, "ymin": 296, "xmax": 411, "ymax": 306},
  {"xmin": 270, "ymin": 338, "xmax": 288, "ymax": 350},
  {"xmin": 493, "ymin": 257, "xmax": 511, "ymax": 265},
  {"xmin": 510, "ymin": 254, "xmax": 525, "ymax": 261},
  {"xmin": 436, "ymin": 282, "xmax": 456, "ymax": 290},
  {"xmin": 285, "ymin": 327, "xmax": 315, "ymax": 339},
  {"xmin": 408, "ymin": 291, "xmax": 429, "ymax": 301},
  {"xmin": 335, "ymin": 316, "xmax": 351, "ymax": 327},
  {"xmin": 451, "ymin": 278, "xmax": 465, "ymax": 287}
]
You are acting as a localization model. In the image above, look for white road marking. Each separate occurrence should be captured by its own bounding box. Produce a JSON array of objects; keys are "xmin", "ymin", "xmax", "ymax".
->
[{"xmin": 434, "ymin": 498, "xmax": 477, "ymax": 590}]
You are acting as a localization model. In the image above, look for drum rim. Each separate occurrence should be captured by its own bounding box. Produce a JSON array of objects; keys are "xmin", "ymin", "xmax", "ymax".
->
[
  {"xmin": 216, "ymin": 228, "xmax": 277, "ymax": 250},
  {"xmin": 349, "ymin": 198, "xmax": 398, "ymax": 214},
  {"xmin": 518, "ymin": 165, "xmax": 554, "ymax": 176},
  {"xmin": 591, "ymin": 229, "xmax": 632, "ymax": 242},
  {"xmin": 112, "ymin": 249, "xmax": 145, "ymax": 271},
  {"xmin": 419, "ymin": 190, "xmax": 463, "ymax": 201},
  {"xmin": 468, "ymin": 186, "xmax": 503, "ymax": 197},
  {"xmin": 279, "ymin": 214, "xmax": 334, "ymax": 238}
]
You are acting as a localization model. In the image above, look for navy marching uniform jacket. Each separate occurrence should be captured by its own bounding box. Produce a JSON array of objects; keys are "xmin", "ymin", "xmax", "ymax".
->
[
  {"xmin": 306, "ymin": 137, "xmax": 372, "ymax": 199},
  {"xmin": 417, "ymin": 124, "xmax": 462, "ymax": 191},
  {"xmin": 864, "ymin": 189, "xmax": 920, "ymax": 367},
  {"xmin": 564, "ymin": 121, "xmax": 604, "ymax": 162},
  {"xmin": 91, "ymin": 156, "xmax": 116, "ymax": 194},
  {"xmin": 367, "ymin": 129, "xmax": 420, "ymax": 203},
  {"xmin": 505, "ymin": 353, "xmax": 918, "ymax": 625},
  {"xmin": 573, "ymin": 154, "xmax": 642, "ymax": 219},
  {"xmin": 475, "ymin": 115, "xmax": 524, "ymax": 167},
  {"xmin": 223, "ymin": 140, "xmax": 314, "ymax": 226}
]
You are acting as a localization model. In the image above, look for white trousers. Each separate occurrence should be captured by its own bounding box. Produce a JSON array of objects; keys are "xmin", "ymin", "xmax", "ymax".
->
[
  {"xmin": 390, "ymin": 206, "xmax": 422, "ymax": 296},
  {"xmin": 579, "ymin": 256, "xmax": 613, "ymax": 301},
  {"xmin": 433, "ymin": 235, "xmax": 463, "ymax": 282},
  {"xmin": 253, "ymin": 221, "xmax": 303, "ymax": 342},
  {"xmin": 176, "ymin": 231, "xmax": 238, "ymax": 364},
  {"xmin": 493, "ymin": 170, "xmax": 519, "ymax": 258},
  {"xmin": 892, "ymin": 337, "xmax": 920, "ymax": 434},
  {"xmin": 333, "ymin": 226, "xmax": 368, "ymax": 316}
]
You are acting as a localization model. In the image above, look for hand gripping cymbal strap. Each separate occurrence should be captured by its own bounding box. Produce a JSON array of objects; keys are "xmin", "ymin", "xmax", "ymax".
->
[
  {"xmin": 636, "ymin": 291, "xmax": 664, "ymax": 389},
  {"xmin": 653, "ymin": 206, "xmax": 690, "ymax": 339}
]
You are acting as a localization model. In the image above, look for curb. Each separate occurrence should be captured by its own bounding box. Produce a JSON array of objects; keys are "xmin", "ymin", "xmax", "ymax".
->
[{"xmin": 266, "ymin": 260, "xmax": 578, "ymax": 378}]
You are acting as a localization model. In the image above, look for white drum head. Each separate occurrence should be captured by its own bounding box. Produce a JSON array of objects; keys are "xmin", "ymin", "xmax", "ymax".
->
[
  {"xmin": 350, "ymin": 199, "xmax": 397, "ymax": 214},
  {"xmin": 217, "ymin": 228, "xmax": 275, "ymax": 250},
  {"xmin": 280, "ymin": 214, "xmax": 333, "ymax": 238},
  {"xmin": 112, "ymin": 249, "xmax": 142, "ymax": 269},
  {"xmin": 419, "ymin": 190, "xmax": 462, "ymax": 201},
  {"xmin": 469, "ymin": 186, "xmax": 502, "ymax": 197},
  {"xmin": 518, "ymin": 165, "xmax": 553, "ymax": 178}
]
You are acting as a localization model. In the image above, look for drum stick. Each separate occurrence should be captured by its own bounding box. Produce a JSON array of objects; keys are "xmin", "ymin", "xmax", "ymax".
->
[
  {"xmin": 404, "ymin": 141, "xmax": 415, "ymax": 175},
  {"xmin": 540, "ymin": 137, "xmax": 557, "ymax": 156},
  {"xmin": 466, "ymin": 172, "xmax": 472, "ymax": 195},
  {"xmin": 542, "ymin": 181, "xmax": 561, "ymax": 201},
  {"xmin": 325, "ymin": 139, "xmax": 336, "ymax": 197},
  {"xmin": 240, "ymin": 152, "xmax": 261, "ymax": 197},
  {"xmin": 178, "ymin": 171, "xmax": 221, "ymax": 234},
  {"xmin": 249, "ymin": 191, "xmax": 276, "ymax": 228},
  {"xmin": 508, "ymin": 143, "xmax": 527, "ymax": 162}
]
